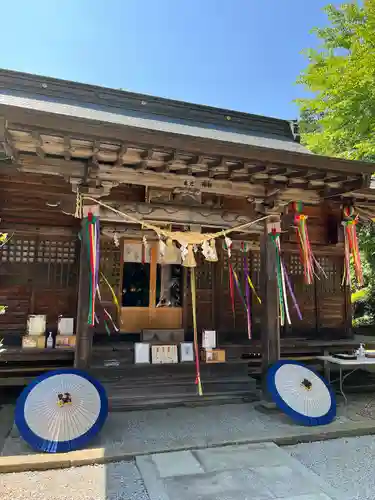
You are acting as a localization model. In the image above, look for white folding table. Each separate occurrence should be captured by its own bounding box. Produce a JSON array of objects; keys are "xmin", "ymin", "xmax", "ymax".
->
[{"xmin": 318, "ymin": 355, "xmax": 375, "ymax": 403}]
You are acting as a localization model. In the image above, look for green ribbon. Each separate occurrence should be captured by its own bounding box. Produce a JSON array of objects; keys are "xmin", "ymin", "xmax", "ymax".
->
[{"xmin": 270, "ymin": 233, "xmax": 285, "ymax": 325}]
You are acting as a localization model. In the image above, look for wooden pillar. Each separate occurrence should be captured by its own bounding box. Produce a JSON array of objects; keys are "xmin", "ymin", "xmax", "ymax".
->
[
  {"xmin": 74, "ymin": 219, "xmax": 93, "ymax": 369},
  {"xmin": 260, "ymin": 217, "xmax": 280, "ymax": 400}
]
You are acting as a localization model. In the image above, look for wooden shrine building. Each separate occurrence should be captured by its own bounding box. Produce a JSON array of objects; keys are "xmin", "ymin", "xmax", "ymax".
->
[{"xmin": 0, "ymin": 69, "xmax": 375, "ymax": 406}]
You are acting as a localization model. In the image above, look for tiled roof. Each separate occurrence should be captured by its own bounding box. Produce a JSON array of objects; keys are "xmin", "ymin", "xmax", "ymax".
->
[{"xmin": 0, "ymin": 69, "xmax": 310, "ymax": 154}]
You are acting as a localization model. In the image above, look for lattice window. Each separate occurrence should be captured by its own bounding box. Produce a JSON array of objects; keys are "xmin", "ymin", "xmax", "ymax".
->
[
  {"xmin": 250, "ymin": 251, "xmax": 260, "ymax": 287},
  {"xmin": 37, "ymin": 240, "xmax": 76, "ymax": 264},
  {"xmin": 288, "ymin": 254, "xmax": 304, "ymax": 275},
  {"xmin": 196, "ymin": 262, "xmax": 213, "ymax": 290},
  {"xmin": 316, "ymin": 256, "xmax": 339, "ymax": 293},
  {"xmin": 1, "ymin": 238, "xmax": 36, "ymax": 263},
  {"xmin": 100, "ymin": 240, "xmax": 121, "ymax": 293},
  {"xmin": 0, "ymin": 235, "xmax": 78, "ymax": 287}
]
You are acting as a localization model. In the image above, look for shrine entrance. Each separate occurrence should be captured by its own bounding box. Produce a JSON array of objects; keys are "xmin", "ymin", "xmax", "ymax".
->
[{"xmin": 120, "ymin": 240, "xmax": 183, "ymax": 333}]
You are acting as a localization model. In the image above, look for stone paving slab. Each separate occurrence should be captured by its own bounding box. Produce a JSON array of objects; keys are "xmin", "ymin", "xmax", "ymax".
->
[
  {"xmin": 136, "ymin": 443, "xmax": 342, "ymax": 500},
  {"xmin": 0, "ymin": 399, "xmax": 365, "ymax": 458},
  {"xmin": 2, "ymin": 399, "xmax": 375, "ymax": 474}
]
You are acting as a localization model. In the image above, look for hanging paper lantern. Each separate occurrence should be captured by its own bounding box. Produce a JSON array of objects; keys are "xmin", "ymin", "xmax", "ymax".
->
[
  {"xmin": 342, "ymin": 206, "xmax": 363, "ymax": 287},
  {"xmin": 15, "ymin": 369, "xmax": 108, "ymax": 453},
  {"xmin": 267, "ymin": 360, "xmax": 336, "ymax": 426}
]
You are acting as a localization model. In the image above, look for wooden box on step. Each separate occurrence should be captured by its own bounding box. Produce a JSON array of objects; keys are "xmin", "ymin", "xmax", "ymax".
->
[
  {"xmin": 200, "ymin": 349, "xmax": 226, "ymax": 364},
  {"xmin": 22, "ymin": 335, "xmax": 46, "ymax": 348},
  {"xmin": 55, "ymin": 335, "xmax": 76, "ymax": 348}
]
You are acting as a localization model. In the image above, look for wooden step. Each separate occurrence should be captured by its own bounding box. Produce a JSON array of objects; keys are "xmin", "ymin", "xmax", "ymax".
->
[
  {"xmin": 103, "ymin": 378, "xmax": 255, "ymax": 396},
  {"xmin": 108, "ymin": 390, "xmax": 258, "ymax": 412}
]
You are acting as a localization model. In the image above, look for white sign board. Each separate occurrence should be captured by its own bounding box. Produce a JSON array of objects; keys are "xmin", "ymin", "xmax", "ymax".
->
[
  {"xmin": 134, "ymin": 343, "xmax": 150, "ymax": 364},
  {"xmin": 202, "ymin": 330, "xmax": 216, "ymax": 349},
  {"xmin": 180, "ymin": 342, "xmax": 194, "ymax": 362},
  {"xmin": 152, "ymin": 345, "xmax": 178, "ymax": 364}
]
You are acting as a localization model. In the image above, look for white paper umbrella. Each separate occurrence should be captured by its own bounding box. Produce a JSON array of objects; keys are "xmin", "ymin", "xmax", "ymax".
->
[
  {"xmin": 267, "ymin": 360, "xmax": 336, "ymax": 426},
  {"xmin": 15, "ymin": 369, "xmax": 108, "ymax": 453}
]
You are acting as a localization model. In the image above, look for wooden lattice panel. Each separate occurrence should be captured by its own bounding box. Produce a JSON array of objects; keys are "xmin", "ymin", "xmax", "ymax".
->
[
  {"xmin": 283, "ymin": 253, "xmax": 317, "ymax": 335},
  {"xmin": 315, "ymin": 255, "xmax": 345, "ymax": 330},
  {"xmin": 195, "ymin": 253, "xmax": 213, "ymax": 290},
  {"xmin": 315, "ymin": 256, "xmax": 342, "ymax": 294},
  {"xmin": 37, "ymin": 239, "xmax": 76, "ymax": 264},
  {"xmin": 0, "ymin": 233, "xmax": 79, "ymax": 330},
  {"xmin": 1, "ymin": 237, "xmax": 36, "ymax": 263},
  {"xmin": 288, "ymin": 254, "xmax": 304, "ymax": 275},
  {"xmin": 100, "ymin": 239, "xmax": 122, "ymax": 297}
]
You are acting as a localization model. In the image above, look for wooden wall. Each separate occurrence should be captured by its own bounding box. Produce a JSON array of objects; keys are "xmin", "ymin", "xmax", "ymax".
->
[
  {"xmin": 0, "ymin": 171, "xmax": 79, "ymax": 334},
  {"xmin": 93, "ymin": 200, "xmax": 349, "ymax": 339}
]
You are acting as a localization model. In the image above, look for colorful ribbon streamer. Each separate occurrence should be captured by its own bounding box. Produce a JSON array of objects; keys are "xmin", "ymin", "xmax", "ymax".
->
[
  {"xmin": 342, "ymin": 206, "xmax": 363, "ymax": 287},
  {"xmin": 86, "ymin": 213, "xmax": 100, "ymax": 326},
  {"xmin": 100, "ymin": 272, "xmax": 121, "ymax": 323},
  {"xmin": 190, "ymin": 268, "xmax": 203, "ymax": 396},
  {"xmin": 292, "ymin": 201, "xmax": 316, "ymax": 285},
  {"xmin": 269, "ymin": 230, "xmax": 295, "ymax": 326},
  {"xmin": 224, "ymin": 239, "xmax": 236, "ymax": 324},
  {"xmin": 243, "ymin": 246, "xmax": 252, "ymax": 339},
  {"xmin": 281, "ymin": 259, "xmax": 303, "ymax": 321}
]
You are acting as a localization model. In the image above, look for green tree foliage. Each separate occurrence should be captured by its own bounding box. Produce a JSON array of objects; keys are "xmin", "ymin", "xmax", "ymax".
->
[
  {"xmin": 297, "ymin": 1, "xmax": 375, "ymax": 161},
  {"xmin": 297, "ymin": 1, "xmax": 375, "ymax": 325}
]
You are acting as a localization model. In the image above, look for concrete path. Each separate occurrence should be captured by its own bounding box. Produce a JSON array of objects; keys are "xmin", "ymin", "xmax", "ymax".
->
[
  {"xmin": 3, "ymin": 398, "xmax": 375, "ymax": 473},
  {"xmin": 136, "ymin": 442, "xmax": 340, "ymax": 500}
]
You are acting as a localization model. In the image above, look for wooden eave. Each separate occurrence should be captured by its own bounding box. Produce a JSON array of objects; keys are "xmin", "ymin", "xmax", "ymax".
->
[{"xmin": 0, "ymin": 95, "xmax": 373, "ymax": 204}]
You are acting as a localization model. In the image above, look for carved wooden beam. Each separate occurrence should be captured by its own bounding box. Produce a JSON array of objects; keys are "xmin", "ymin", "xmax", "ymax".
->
[
  {"xmin": 75, "ymin": 201, "xmax": 263, "ymax": 232},
  {"xmin": 15, "ymin": 154, "xmax": 266, "ymax": 198},
  {"xmin": 320, "ymin": 177, "xmax": 369, "ymax": 199}
]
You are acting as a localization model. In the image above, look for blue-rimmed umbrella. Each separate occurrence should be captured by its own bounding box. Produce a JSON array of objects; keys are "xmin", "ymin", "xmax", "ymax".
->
[
  {"xmin": 267, "ymin": 360, "xmax": 336, "ymax": 426},
  {"xmin": 15, "ymin": 369, "xmax": 108, "ymax": 453}
]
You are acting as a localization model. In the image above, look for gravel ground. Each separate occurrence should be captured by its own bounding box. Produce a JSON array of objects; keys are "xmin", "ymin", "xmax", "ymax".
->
[
  {"xmin": 287, "ymin": 435, "xmax": 375, "ymax": 500},
  {"xmin": 0, "ymin": 460, "xmax": 150, "ymax": 500}
]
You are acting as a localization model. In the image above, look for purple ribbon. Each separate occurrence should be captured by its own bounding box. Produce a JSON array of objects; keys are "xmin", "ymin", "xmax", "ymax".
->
[
  {"xmin": 244, "ymin": 253, "xmax": 252, "ymax": 339},
  {"xmin": 281, "ymin": 258, "xmax": 302, "ymax": 320},
  {"xmin": 94, "ymin": 218, "xmax": 100, "ymax": 291}
]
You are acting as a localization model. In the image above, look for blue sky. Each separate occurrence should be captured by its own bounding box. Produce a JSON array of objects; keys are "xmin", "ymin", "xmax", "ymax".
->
[{"xmin": 1, "ymin": 0, "xmax": 331, "ymax": 119}]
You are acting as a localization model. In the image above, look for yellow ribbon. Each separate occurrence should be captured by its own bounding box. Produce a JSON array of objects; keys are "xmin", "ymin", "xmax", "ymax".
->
[
  {"xmin": 247, "ymin": 276, "xmax": 262, "ymax": 304},
  {"xmin": 100, "ymin": 272, "xmax": 122, "ymax": 323},
  {"xmin": 191, "ymin": 268, "xmax": 203, "ymax": 396}
]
